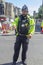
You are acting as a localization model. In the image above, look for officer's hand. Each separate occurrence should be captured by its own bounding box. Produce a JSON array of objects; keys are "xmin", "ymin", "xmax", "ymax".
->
[
  {"xmin": 26, "ymin": 34, "xmax": 32, "ymax": 39},
  {"xmin": 13, "ymin": 25, "xmax": 16, "ymax": 30}
]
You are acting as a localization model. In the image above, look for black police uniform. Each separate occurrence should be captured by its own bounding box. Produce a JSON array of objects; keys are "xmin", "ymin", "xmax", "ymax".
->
[{"xmin": 13, "ymin": 15, "xmax": 29, "ymax": 64}]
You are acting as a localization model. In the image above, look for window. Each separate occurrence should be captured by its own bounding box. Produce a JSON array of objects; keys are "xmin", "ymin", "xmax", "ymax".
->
[{"xmin": 0, "ymin": 3, "xmax": 4, "ymax": 15}]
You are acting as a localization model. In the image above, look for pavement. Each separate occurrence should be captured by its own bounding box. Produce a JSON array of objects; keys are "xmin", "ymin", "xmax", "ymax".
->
[{"xmin": 0, "ymin": 32, "xmax": 43, "ymax": 65}]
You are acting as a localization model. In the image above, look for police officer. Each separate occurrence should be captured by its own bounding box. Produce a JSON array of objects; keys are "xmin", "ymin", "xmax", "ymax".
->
[{"xmin": 12, "ymin": 5, "xmax": 35, "ymax": 65}]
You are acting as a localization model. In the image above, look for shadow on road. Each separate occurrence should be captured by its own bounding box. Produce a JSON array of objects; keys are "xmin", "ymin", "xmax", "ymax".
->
[
  {"xmin": 1, "ymin": 62, "xmax": 12, "ymax": 65},
  {"xmin": 1, "ymin": 62, "xmax": 22, "ymax": 65}
]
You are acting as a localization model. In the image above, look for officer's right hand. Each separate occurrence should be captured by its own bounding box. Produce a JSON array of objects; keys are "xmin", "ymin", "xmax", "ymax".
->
[
  {"xmin": 13, "ymin": 25, "xmax": 16, "ymax": 30},
  {"xmin": 26, "ymin": 34, "xmax": 32, "ymax": 39}
]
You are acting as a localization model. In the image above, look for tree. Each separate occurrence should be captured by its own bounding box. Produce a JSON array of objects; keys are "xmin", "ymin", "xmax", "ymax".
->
[{"xmin": 38, "ymin": 5, "xmax": 43, "ymax": 19}]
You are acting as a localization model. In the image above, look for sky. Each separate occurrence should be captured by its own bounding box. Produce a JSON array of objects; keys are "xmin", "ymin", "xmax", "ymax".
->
[{"xmin": 6, "ymin": 0, "xmax": 42, "ymax": 15}]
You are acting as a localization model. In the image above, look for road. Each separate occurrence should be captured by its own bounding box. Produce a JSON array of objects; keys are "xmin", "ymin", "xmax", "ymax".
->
[{"xmin": 0, "ymin": 33, "xmax": 43, "ymax": 65}]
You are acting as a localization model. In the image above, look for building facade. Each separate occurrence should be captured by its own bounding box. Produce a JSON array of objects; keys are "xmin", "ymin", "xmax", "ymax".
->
[
  {"xmin": 5, "ymin": 2, "xmax": 14, "ymax": 20},
  {"xmin": 14, "ymin": 7, "xmax": 21, "ymax": 16},
  {"xmin": 0, "ymin": 0, "xmax": 21, "ymax": 20}
]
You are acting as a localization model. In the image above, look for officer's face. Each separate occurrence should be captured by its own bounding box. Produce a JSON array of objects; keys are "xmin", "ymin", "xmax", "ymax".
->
[{"xmin": 22, "ymin": 10, "xmax": 28, "ymax": 16}]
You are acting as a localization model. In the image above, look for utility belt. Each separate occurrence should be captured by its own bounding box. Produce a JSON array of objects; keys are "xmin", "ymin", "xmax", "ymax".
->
[{"xmin": 18, "ymin": 32, "xmax": 29, "ymax": 37}]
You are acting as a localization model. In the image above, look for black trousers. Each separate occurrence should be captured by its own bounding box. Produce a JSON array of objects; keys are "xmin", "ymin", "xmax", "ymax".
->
[{"xmin": 13, "ymin": 35, "xmax": 29, "ymax": 62}]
